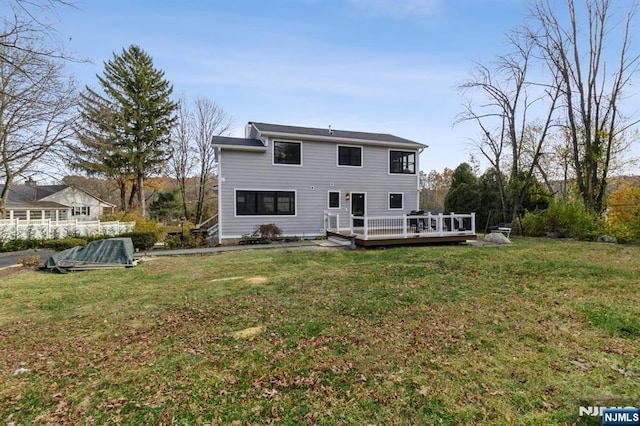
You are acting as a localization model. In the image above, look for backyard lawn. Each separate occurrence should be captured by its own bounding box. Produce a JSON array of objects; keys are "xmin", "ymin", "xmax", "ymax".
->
[{"xmin": 1, "ymin": 239, "xmax": 638, "ymax": 425}]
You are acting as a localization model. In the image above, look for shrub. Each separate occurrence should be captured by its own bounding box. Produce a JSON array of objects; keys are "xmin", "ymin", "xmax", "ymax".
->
[
  {"xmin": 41, "ymin": 238, "xmax": 88, "ymax": 251},
  {"xmin": 119, "ymin": 231, "xmax": 157, "ymax": 250},
  {"xmin": 254, "ymin": 224, "xmax": 283, "ymax": 241},
  {"xmin": 605, "ymin": 222, "xmax": 639, "ymax": 245},
  {"xmin": 519, "ymin": 211, "xmax": 547, "ymax": 237},
  {"xmin": 1, "ymin": 239, "xmax": 40, "ymax": 253},
  {"xmin": 518, "ymin": 199, "xmax": 604, "ymax": 240},
  {"xmin": 164, "ymin": 234, "xmax": 183, "ymax": 249},
  {"xmin": 18, "ymin": 255, "xmax": 42, "ymax": 267},
  {"xmin": 103, "ymin": 211, "xmax": 160, "ymax": 234}
]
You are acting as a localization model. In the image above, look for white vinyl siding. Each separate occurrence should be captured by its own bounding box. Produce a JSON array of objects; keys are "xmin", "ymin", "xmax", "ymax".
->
[{"xmin": 218, "ymin": 140, "xmax": 420, "ymax": 239}]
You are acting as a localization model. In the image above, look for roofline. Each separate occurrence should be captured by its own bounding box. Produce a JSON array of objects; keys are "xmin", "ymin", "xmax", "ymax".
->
[
  {"xmin": 212, "ymin": 144, "xmax": 268, "ymax": 152},
  {"xmin": 257, "ymin": 130, "xmax": 427, "ymax": 149}
]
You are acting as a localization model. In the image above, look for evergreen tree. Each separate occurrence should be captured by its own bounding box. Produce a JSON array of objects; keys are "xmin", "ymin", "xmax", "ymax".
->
[
  {"xmin": 72, "ymin": 45, "xmax": 177, "ymax": 216},
  {"xmin": 444, "ymin": 163, "xmax": 481, "ymax": 215}
]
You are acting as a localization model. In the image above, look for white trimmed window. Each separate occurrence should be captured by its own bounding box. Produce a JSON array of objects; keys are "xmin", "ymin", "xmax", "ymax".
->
[
  {"xmin": 236, "ymin": 190, "xmax": 296, "ymax": 215},
  {"xmin": 328, "ymin": 191, "xmax": 340, "ymax": 209},
  {"xmin": 389, "ymin": 150, "xmax": 416, "ymax": 174},
  {"xmin": 337, "ymin": 145, "xmax": 362, "ymax": 167},
  {"xmin": 274, "ymin": 141, "xmax": 301, "ymax": 165},
  {"xmin": 389, "ymin": 193, "xmax": 403, "ymax": 209}
]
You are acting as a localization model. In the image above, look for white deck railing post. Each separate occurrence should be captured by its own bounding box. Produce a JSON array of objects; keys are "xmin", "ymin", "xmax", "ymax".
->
[
  {"xmin": 471, "ymin": 212, "xmax": 476, "ymax": 234},
  {"xmin": 363, "ymin": 215, "xmax": 368, "ymax": 240},
  {"xmin": 402, "ymin": 214, "xmax": 407, "ymax": 238},
  {"xmin": 349, "ymin": 215, "xmax": 354, "ymax": 235},
  {"xmin": 438, "ymin": 213, "xmax": 443, "ymax": 236}
]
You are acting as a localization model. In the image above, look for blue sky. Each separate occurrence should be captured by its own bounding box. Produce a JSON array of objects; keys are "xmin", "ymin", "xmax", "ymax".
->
[{"xmin": 55, "ymin": 0, "xmax": 530, "ymax": 173}]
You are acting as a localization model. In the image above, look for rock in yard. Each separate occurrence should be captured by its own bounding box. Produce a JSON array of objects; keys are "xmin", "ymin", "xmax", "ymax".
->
[
  {"xmin": 484, "ymin": 232, "xmax": 511, "ymax": 244},
  {"xmin": 597, "ymin": 235, "xmax": 618, "ymax": 244}
]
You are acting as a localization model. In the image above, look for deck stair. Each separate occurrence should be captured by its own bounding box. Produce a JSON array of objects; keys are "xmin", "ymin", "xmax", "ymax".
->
[{"xmin": 193, "ymin": 214, "xmax": 219, "ymax": 245}]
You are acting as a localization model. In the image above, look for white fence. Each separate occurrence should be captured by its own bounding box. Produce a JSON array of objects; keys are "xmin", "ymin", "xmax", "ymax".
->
[
  {"xmin": 326, "ymin": 212, "xmax": 475, "ymax": 240},
  {"xmin": 0, "ymin": 219, "xmax": 136, "ymax": 241}
]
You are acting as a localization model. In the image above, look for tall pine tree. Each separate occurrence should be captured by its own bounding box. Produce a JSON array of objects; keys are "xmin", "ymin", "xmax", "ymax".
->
[{"xmin": 73, "ymin": 45, "xmax": 177, "ymax": 216}]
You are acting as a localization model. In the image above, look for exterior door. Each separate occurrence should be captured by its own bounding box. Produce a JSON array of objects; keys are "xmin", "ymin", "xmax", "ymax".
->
[{"xmin": 351, "ymin": 193, "xmax": 365, "ymax": 227}]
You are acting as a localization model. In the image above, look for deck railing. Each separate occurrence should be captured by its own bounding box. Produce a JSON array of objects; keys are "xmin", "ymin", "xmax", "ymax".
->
[
  {"xmin": 326, "ymin": 212, "xmax": 475, "ymax": 240},
  {"xmin": 0, "ymin": 218, "xmax": 136, "ymax": 241}
]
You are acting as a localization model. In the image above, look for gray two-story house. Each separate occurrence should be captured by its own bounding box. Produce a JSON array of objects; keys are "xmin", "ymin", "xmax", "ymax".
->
[{"xmin": 212, "ymin": 122, "xmax": 428, "ymax": 242}]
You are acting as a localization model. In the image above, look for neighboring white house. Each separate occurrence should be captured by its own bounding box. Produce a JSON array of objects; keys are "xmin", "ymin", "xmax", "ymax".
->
[
  {"xmin": 212, "ymin": 122, "xmax": 428, "ymax": 242},
  {"xmin": 1, "ymin": 180, "xmax": 115, "ymax": 221}
]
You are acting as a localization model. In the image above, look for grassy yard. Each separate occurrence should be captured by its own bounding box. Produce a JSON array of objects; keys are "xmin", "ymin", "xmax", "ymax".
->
[{"xmin": 1, "ymin": 239, "xmax": 639, "ymax": 425}]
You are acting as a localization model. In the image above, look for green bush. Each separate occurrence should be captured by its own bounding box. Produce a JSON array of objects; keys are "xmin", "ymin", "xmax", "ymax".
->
[
  {"xmin": 519, "ymin": 199, "xmax": 604, "ymax": 240},
  {"xmin": 0, "ymin": 239, "xmax": 40, "ymax": 252},
  {"xmin": 519, "ymin": 211, "xmax": 547, "ymax": 237},
  {"xmin": 41, "ymin": 238, "xmax": 88, "ymax": 251},
  {"xmin": 164, "ymin": 234, "xmax": 183, "ymax": 249},
  {"xmin": 119, "ymin": 231, "xmax": 157, "ymax": 250},
  {"xmin": 605, "ymin": 222, "xmax": 638, "ymax": 244}
]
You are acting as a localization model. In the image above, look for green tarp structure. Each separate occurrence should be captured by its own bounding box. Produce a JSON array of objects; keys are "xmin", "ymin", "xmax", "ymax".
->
[{"xmin": 43, "ymin": 237, "xmax": 138, "ymax": 272}]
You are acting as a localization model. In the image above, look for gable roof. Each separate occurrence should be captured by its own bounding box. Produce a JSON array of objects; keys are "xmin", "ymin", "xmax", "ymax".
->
[
  {"xmin": 250, "ymin": 122, "xmax": 427, "ymax": 148},
  {"xmin": 1, "ymin": 184, "xmax": 67, "ymax": 204},
  {"xmin": 1, "ymin": 184, "xmax": 116, "ymax": 210}
]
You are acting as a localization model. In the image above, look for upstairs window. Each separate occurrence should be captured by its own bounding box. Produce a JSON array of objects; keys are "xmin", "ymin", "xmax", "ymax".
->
[
  {"xmin": 274, "ymin": 141, "xmax": 301, "ymax": 165},
  {"xmin": 337, "ymin": 145, "xmax": 362, "ymax": 167},
  {"xmin": 390, "ymin": 150, "xmax": 416, "ymax": 174}
]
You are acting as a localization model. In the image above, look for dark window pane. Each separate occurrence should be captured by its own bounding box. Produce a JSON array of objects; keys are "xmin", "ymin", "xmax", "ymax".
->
[
  {"xmin": 329, "ymin": 191, "xmax": 340, "ymax": 208},
  {"xmin": 390, "ymin": 151, "xmax": 416, "ymax": 174},
  {"xmin": 236, "ymin": 190, "xmax": 295, "ymax": 216},
  {"xmin": 338, "ymin": 146, "xmax": 362, "ymax": 166},
  {"xmin": 389, "ymin": 193, "xmax": 403, "ymax": 209},
  {"xmin": 274, "ymin": 141, "xmax": 301, "ymax": 164}
]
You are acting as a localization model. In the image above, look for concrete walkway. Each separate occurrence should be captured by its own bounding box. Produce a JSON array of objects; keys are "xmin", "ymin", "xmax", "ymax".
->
[{"xmin": 139, "ymin": 239, "xmax": 344, "ymax": 257}]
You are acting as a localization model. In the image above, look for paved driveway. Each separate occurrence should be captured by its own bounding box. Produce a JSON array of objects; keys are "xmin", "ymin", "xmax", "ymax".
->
[{"xmin": 0, "ymin": 250, "xmax": 55, "ymax": 269}]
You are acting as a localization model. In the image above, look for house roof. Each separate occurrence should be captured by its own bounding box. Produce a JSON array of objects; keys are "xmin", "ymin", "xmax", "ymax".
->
[
  {"xmin": 250, "ymin": 122, "xmax": 427, "ymax": 148},
  {"xmin": 1, "ymin": 184, "xmax": 68, "ymax": 204},
  {"xmin": 1, "ymin": 184, "xmax": 115, "ymax": 210},
  {"xmin": 213, "ymin": 136, "xmax": 265, "ymax": 147}
]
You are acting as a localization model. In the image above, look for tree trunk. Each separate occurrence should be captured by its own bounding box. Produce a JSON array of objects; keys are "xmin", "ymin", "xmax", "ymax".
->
[
  {"xmin": 0, "ymin": 176, "xmax": 13, "ymax": 219},
  {"xmin": 137, "ymin": 174, "xmax": 146, "ymax": 217}
]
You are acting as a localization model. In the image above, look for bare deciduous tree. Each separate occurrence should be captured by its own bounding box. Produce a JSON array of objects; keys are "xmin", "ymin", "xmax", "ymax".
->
[
  {"xmin": 0, "ymin": 40, "xmax": 77, "ymax": 217},
  {"xmin": 457, "ymin": 31, "xmax": 560, "ymax": 221},
  {"xmin": 165, "ymin": 96, "xmax": 232, "ymax": 224},
  {"xmin": 529, "ymin": 0, "xmax": 640, "ymax": 213},
  {"xmin": 192, "ymin": 97, "xmax": 231, "ymax": 224},
  {"xmin": 167, "ymin": 96, "xmax": 197, "ymax": 220}
]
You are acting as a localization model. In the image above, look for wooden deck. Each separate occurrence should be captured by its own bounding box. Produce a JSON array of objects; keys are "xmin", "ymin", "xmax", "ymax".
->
[
  {"xmin": 327, "ymin": 230, "xmax": 475, "ymax": 247},
  {"xmin": 325, "ymin": 212, "xmax": 477, "ymax": 248}
]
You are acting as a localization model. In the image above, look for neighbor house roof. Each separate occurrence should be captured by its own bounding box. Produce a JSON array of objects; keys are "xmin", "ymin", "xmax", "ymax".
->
[
  {"xmin": 250, "ymin": 122, "xmax": 427, "ymax": 148},
  {"xmin": 0, "ymin": 185, "xmax": 69, "ymax": 209},
  {"xmin": 1, "ymin": 184, "xmax": 115, "ymax": 210}
]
